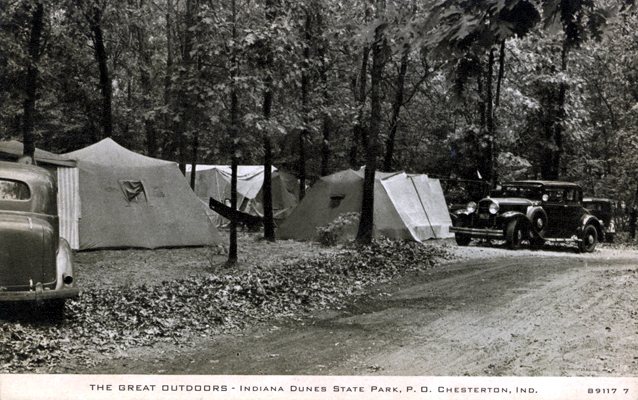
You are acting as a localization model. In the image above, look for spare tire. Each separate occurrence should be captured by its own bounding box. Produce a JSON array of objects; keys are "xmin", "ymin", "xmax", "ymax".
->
[{"xmin": 529, "ymin": 208, "xmax": 548, "ymax": 237}]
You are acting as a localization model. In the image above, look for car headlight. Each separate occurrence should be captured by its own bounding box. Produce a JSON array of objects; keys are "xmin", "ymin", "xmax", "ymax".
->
[
  {"xmin": 466, "ymin": 201, "xmax": 477, "ymax": 213},
  {"xmin": 489, "ymin": 202, "xmax": 499, "ymax": 214}
]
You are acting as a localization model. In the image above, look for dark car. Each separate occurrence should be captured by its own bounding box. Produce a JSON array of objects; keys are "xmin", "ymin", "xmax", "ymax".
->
[
  {"xmin": 442, "ymin": 179, "xmax": 491, "ymax": 221},
  {"xmin": 0, "ymin": 161, "xmax": 79, "ymax": 315},
  {"xmin": 582, "ymin": 197, "xmax": 616, "ymax": 242},
  {"xmin": 450, "ymin": 180, "xmax": 602, "ymax": 252}
]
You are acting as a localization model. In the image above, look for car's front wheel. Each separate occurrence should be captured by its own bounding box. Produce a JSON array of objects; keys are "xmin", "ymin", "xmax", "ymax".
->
[
  {"xmin": 506, "ymin": 220, "xmax": 524, "ymax": 250},
  {"xmin": 579, "ymin": 224, "xmax": 598, "ymax": 253},
  {"xmin": 455, "ymin": 233, "xmax": 471, "ymax": 246},
  {"xmin": 529, "ymin": 237, "xmax": 544, "ymax": 250}
]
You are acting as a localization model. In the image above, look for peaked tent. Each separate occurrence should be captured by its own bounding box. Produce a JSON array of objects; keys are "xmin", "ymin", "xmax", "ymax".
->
[
  {"xmin": 61, "ymin": 139, "xmax": 223, "ymax": 250},
  {"xmin": 186, "ymin": 165, "xmax": 299, "ymax": 226},
  {"xmin": 276, "ymin": 168, "xmax": 452, "ymax": 242}
]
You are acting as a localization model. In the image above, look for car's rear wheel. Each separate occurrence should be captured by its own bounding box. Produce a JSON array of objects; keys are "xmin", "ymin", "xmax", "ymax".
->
[
  {"xmin": 506, "ymin": 220, "xmax": 523, "ymax": 250},
  {"xmin": 42, "ymin": 299, "xmax": 66, "ymax": 321},
  {"xmin": 579, "ymin": 224, "xmax": 598, "ymax": 253}
]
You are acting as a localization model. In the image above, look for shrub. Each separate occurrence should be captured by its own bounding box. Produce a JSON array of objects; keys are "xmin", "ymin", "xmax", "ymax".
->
[{"xmin": 316, "ymin": 212, "xmax": 361, "ymax": 246}]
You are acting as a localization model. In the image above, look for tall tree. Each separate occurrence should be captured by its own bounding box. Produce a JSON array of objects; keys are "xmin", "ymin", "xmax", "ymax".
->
[
  {"xmin": 261, "ymin": 0, "xmax": 278, "ymax": 241},
  {"xmin": 537, "ymin": 0, "xmax": 607, "ymax": 179},
  {"xmin": 228, "ymin": 0, "xmax": 240, "ymax": 264},
  {"xmin": 357, "ymin": 0, "xmax": 389, "ymax": 244},
  {"xmin": 21, "ymin": 0, "xmax": 45, "ymax": 161},
  {"xmin": 86, "ymin": 0, "xmax": 113, "ymax": 139}
]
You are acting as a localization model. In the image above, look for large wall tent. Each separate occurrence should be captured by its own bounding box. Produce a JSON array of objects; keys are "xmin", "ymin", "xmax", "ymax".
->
[
  {"xmin": 276, "ymin": 168, "xmax": 452, "ymax": 242},
  {"xmin": 0, "ymin": 141, "xmax": 80, "ymax": 250},
  {"xmin": 60, "ymin": 139, "xmax": 223, "ymax": 250},
  {"xmin": 186, "ymin": 165, "xmax": 299, "ymax": 226}
]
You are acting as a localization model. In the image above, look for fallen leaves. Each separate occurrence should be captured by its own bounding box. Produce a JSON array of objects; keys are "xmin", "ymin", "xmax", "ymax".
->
[{"xmin": 1, "ymin": 238, "xmax": 449, "ymax": 373}]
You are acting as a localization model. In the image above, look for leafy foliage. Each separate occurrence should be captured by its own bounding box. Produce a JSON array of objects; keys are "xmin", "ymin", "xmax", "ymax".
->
[
  {"xmin": 316, "ymin": 212, "xmax": 361, "ymax": 246},
  {"xmin": 0, "ymin": 238, "xmax": 450, "ymax": 373}
]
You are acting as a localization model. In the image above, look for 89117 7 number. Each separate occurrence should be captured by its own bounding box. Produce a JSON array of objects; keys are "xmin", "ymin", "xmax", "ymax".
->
[{"xmin": 588, "ymin": 389, "xmax": 629, "ymax": 394}]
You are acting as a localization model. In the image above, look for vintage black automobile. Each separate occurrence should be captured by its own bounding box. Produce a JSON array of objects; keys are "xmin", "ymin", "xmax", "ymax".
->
[
  {"xmin": 0, "ymin": 161, "xmax": 79, "ymax": 315},
  {"xmin": 450, "ymin": 180, "xmax": 602, "ymax": 252},
  {"xmin": 582, "ymin": 197, "xmax": 616, "ymax": 243}
]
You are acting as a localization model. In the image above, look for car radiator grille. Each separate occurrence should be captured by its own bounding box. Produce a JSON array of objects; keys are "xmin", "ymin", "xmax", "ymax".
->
[{"xmin": 475, "ymin": 200, "xmax": 497, "ymax": 228}]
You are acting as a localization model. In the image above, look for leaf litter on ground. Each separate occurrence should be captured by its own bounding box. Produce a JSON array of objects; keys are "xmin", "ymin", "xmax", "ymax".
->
[{"xmin": 0, "ymin": 232, "xmax": 452, "ymax": 373}]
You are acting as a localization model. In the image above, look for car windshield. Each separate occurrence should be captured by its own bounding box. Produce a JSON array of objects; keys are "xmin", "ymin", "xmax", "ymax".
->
[{"xmin": 492, "ymin": 185, "xmax": 542, "ymax": 200}]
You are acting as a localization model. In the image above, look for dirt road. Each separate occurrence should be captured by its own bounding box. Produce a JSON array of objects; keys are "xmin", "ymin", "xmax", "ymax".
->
[{"xmin": 85, "ymin": 245, "xmax": 638, "ymax": 377}]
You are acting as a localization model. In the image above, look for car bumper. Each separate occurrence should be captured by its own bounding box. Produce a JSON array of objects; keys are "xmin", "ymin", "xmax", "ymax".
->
[
  {"xmin": 0, "ymin": 287, "xmax": 80, "ymax": 302},
  {"xmin": 450, "ymin": 226, "xmax": 505, "ymax": 239}
]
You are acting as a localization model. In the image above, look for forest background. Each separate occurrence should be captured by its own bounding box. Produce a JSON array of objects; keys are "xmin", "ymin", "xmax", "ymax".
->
[{"xmin": 2, "ymin": 0, "xmax": 638, "ymax": 239}]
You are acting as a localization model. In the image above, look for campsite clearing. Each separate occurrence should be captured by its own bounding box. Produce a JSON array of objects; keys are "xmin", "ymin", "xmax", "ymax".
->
[{"xmin": 66, "ymin": 235, "xmax": 638, "ymax": 377}]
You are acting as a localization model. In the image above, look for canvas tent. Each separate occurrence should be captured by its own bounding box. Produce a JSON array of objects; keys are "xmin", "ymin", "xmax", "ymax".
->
[
  {"xmin": 60, "ymin": 139, "xmax": 223, "ymax": 250},
  {"xmin": 276, "ymin": 168, "xmax": 453, "ymax": 242},
  {"xmin": 186, "ymin": 165, "xmax": 298, "ymax": 226}
]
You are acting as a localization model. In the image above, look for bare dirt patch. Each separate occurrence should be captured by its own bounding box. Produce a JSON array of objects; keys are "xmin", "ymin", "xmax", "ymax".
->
[{"xmin": 69, "ymin": 235, "xmax": 638, "ymax": 377}]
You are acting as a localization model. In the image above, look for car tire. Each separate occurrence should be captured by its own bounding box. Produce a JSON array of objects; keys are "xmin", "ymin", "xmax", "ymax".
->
[
  {"xmin": 43, "ymin": 299, "xmax": 66, "ymax": 321},
  {"xmin": 530, "ymin": 209, "xmax": 548, "ymax": 236},
  {"xmin": 579, "ymin": 224, "xmax": 598, "ymax": 253},
  {"xmin": 506, "ymin": 220, "xmax": 523, "ymax": 250},
  {"xmin": 453, "ymin": 216, "xmax": 472, "ymax": 246},
  {"xmin": 529, "ymin": 237, "xmax": 544, "ymax": 250},
  {"xmin": 455, "ymin": 233, "xmax": 471, "ymax": 246}
]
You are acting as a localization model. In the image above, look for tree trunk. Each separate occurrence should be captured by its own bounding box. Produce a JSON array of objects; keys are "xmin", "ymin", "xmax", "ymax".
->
[
  {"xmin": 90, "ymin": 9, "xmax": 112, "ymax": 140},
  {"xmin": 262, "ymin": 83, "xmax": 275, "ymax": 240},
  {"xmin": 350, "ymin": 46, "xmax": 370, "ymax": 168},
  {"xmin": 162, "ymin": 0, "xmax": 174, "ymax": 160},
  {"xmin": 189, "ymin": 134, "xmax": 198, "ymax": 189},
  {"xmin": 137, "ymin": 0, "xmax": 157, "ymax": 157},
  {"xmin": 356, "ymin": 20, "xmax": 386, "ymax": 244},
  {"xmin": 22, "ymin": 1, "xmax": 44, "ymax": 161},
  {"xmin": 262, "ymin": 0, "xmax": 277, "ymax": 242},
  {"xmin": 176, "ymin": 0, "xmax": 197, "ymax": 175},
  {"xmin": 383, "ymin": 43, "xmax": 409, "ymax": 172},
  {"xmin": 485, "ymin": 48, "xmax": 495, "ymax": 186},
  {"xmin": 298, "ymin": 9, "xmax": 312, "ymax": 201},
  {"xmin": 316, "ymin": 5, "xmax": 331, "ymax": 176},
  {"xmin": 228, "ymin": 0, "xmax": 239, "ymax": 264}
]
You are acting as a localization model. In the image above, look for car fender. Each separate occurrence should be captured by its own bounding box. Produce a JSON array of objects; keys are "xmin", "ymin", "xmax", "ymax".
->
[
  {"xmin": 500, "ymin": 211, "xmax": 529, "ymax": 229},
  {"xmin": 54, "ymin": 238, "xmax": 76, "ymax": 291},
  {"xmin": 580, "ymin": 215, "xmax": 602, "ymax": 238}
]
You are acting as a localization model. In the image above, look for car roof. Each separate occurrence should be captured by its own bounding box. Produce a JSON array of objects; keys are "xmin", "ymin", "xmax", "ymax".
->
[
  {"xmin": 0, "ymin": 160, "xmax": 56, "ymax": 186},
  {"xmin": 501, "ymin": 180, "xmax": 582, "ymax": 189}
]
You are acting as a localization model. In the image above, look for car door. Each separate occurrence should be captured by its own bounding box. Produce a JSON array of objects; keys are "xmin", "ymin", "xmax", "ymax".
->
[
  {"xmin": 562, "ymin": 188, "xmax": 584, "ymax": 236},
  {"xmin": 542, "ymin": 187, "xmax": 566, "ymax": 237}
]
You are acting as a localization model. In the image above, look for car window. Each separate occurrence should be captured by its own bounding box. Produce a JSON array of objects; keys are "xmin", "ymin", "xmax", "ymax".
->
[
  {"xmin": 0, "ymin": 179, "xmax": 30, "ymax": 200},
  {"xmin": 499, "ymin": 186, "xmax": 542, "ymax": 200},
  {"xmin": 545, "ymin": 189, "xmax": 564, "ymax": 203}
]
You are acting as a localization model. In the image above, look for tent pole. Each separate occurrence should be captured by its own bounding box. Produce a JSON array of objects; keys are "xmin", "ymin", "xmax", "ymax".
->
[{"xmin": 409, "ymin": 176, "xmax": 437, "ymax": 239}]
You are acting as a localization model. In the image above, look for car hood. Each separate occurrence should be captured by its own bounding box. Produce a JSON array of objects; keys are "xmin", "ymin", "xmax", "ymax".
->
[{"xmin": 485, "ymin": 197, "xmax": 538, "ymax": 207}]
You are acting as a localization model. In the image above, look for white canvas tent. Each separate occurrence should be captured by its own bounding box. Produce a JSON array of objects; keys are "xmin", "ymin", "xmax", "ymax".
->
[
  {"xmin": 61, "ymin": 139, "xmax": 223, "ymax": 250},
  {"xmin": 186, "ymin": 165, "xmax": 299, "ymax": 225},
  {"xmin": 276, "ymin": 168, "xmax": 452, "ymax": 242}
]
